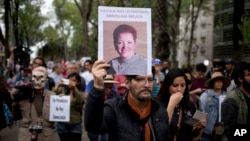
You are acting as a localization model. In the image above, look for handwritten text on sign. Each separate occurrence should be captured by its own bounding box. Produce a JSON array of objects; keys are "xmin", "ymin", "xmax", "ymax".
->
[{"xmin": 49, "ymin": 95, "xmax": 70, "ymax": 122}]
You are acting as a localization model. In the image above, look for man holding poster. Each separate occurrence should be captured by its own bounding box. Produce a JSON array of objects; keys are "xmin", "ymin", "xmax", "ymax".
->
[{"xmin": 98, "ymin": 6, "xmax": 152, "ymax": 75}]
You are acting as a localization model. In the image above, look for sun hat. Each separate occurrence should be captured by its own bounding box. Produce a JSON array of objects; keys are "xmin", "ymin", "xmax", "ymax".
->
[
  {"xmin": 104, "ymin": 74, "xmax": 119, "ymax": 84},
  {"xmin": 206, "ymin": 72, "xmax": 231, "ymax": 89}
]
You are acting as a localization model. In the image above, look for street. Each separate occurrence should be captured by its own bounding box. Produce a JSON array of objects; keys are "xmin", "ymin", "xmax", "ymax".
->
[{"xmin": 0, "ymin": 121, "xmax": 88, "ymax": 141}]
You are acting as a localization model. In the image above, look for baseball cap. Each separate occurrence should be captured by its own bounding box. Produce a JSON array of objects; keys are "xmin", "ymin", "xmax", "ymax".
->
[
  {"xmin": 152, "ymin": 59, "xmax": 162, "ymax": 65},
  {"xmin": 225, "ymin": 58, "xmax": 236, "ymax": 65}
]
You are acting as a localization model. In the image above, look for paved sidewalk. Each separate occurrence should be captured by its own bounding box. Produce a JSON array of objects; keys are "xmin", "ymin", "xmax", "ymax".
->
[{"xmin": 0, "ymin": 121, "xmax": 88, "ymax": 141}]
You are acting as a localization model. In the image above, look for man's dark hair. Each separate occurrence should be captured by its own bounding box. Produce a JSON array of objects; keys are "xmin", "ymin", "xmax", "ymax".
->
[
  {"xmin": 84, "ymin": 59, "xmax": 93, "ymax": 65},
  {"xmin": 196, "ymin": 63, "xmax": 207, "ymax": 72},
  {"xmin": 113, "ymin": 24, "xmax": 137, "ymax": 43},
  {"xmin": 233, "ymin": 62, "xmax": 250, "ymax": 87},
  {"xmin": 125, "ymin": 75, "xmax": 137, "ymax": 81}
]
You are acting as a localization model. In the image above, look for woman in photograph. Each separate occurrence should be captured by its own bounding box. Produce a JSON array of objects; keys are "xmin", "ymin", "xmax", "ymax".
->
[{"xmin": 106, "ymin": 24, "xmax": 147, "ymax": 75}]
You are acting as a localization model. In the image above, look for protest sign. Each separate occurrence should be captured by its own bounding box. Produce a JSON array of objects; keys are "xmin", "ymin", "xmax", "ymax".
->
[{"xmin": 49, "ymin": 95, "xmax": 70, "ymax": 122}]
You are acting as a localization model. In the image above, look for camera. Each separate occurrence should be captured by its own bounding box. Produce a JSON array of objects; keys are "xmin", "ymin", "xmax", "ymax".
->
[
  {"xmin": 62, "ymin": 78, "xmax": 69, "ymax": 85},
  {"xmin": 13, "ymin": 45, "xmax": 33, "ymax": 101},
  {"xmin": 29, "ymin": 124, "xmax": 42, "ymax": 141}
]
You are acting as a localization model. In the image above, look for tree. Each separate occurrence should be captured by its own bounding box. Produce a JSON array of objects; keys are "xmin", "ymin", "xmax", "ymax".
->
[
  {"xmin": 0, "ymin": 0, "xmax": 46, "ymax": 63},
  {"xmin": 154, "ymin": 0, "xmax": 170, "ymax": 64},
  {"xmin": 238, "ymin": 16, "xmax": 250, "ymax": 47},
  {"xmin": 186, "ymin": 0, "xmax": 206, "ymax": 68}
]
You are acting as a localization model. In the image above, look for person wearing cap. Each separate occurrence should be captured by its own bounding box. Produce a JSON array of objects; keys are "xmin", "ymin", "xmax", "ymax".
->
[
  {"xmin": 86, "ymin": 74, "xmax": 119, "ymax": 141},
  {"xmin": 224, "ymin": 58, "xmax": 235, "ymax": 80},
  {"xmin": 223, "ymin": 58, "xmax": 237, "ymax": 94},
  {"xmin": 199, "ymin": 72, "xmax": 230, "ymax": 141},
  {"xmin": 103, "ymin": 74, "xmax": 119, "ymax": 100},
  {"xmin": 152, "ymin": 59, "xmax": 165, "ymax": 97},
  {"xmin": 221, "ymin": 62, "xmax": 250, "ymax": 141},
  {"xmin": 84, "ymin": 60, "xmax": 170, "ymax": 141},
  {"xmin": 106, "ymin": 24, "xmax": 147, "ymax": 75}
]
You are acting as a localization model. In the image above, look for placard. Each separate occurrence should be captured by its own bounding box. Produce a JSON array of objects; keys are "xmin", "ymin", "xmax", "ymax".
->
[
  {"xmin": 185, "ymin": 110, "xmax": 207, "ymax": 126},
  {"xmin": 98, "ymin": 6, "xmax": 152, "ymax": 75},
  {"xmin": 49, "ymin": 95, "xmax": 70, "ymax": 122}
]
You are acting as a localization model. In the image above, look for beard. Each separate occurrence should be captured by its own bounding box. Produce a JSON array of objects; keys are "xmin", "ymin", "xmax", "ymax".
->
[
  {"xmin": 133, "ymin": 89, "xmax": 152, "ymax": 101},
  {"xmin": 242, "ymin": 78, "xmax": 250, "ymax": 92}
]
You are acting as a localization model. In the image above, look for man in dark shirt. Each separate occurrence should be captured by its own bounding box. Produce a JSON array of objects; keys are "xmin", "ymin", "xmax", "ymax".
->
[
  {"xmin": 221, "ymin": 62, "xmax": 250, "ymax": 141},
  {"xmin": 84, "ymin": 60, "xmax": 170, "ymax": 141}
]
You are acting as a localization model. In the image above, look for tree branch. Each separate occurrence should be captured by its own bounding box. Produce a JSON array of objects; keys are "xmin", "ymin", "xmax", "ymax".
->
[{"xmin": 74, "ymin": 0, "xmax": 83, "ymax": 18}]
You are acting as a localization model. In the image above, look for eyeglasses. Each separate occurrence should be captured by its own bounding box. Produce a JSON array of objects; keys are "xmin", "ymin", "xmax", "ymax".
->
[{"xmin": 133, "ymin": 77, "xmax": 155, "ymax": 85}]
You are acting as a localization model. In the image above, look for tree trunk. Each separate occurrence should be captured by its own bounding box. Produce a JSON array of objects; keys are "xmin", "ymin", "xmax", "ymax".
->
[
  {"xmin": 187, "ymin": 0, "xmax": 203, "ymax": 68},
  {"xmin": 3, "ymin": 0, "xmax": 10, "ymax": 62},
  {"xmin": 155, "ymin": 0, "xmax": 170, "ymax": 63},
  {"xmin": 81, "ymin": 0, "xmax": 89, "ymax": 58},
  {"xmin": 171, "ymin": 0, "xmax": 182, "ymax": 68}
]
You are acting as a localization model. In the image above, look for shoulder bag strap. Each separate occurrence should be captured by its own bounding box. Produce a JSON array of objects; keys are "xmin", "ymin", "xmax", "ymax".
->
[
  {"xmin": 149, "ymin": 117, "xmax": 156, "ymax": 141},
  {"xmin": 173, "ymin": 108, "xmax": 183, "ymax": 141}
]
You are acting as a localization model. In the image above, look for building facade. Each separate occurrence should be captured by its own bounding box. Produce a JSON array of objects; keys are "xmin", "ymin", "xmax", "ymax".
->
[
  {"xmin": 177, "ymin": 4, "xmax": 214, "ymax": 68},
  {"xmin": 213, "ymin": 0, "xmax": 250, "ymax": 62}
]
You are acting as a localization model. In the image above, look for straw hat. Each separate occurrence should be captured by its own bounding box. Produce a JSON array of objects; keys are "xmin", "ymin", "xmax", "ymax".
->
[
  {"xmin": 104, "ymin": 74, "xmax": 118, "ymax": 84},
  {"xmin": 206, "ymin": 72, "xmax": 231, "ymax": 89}
]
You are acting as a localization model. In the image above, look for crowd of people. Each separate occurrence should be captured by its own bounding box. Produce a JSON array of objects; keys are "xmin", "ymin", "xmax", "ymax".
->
[{"xmin": 0, "ymin": 46, "xmax": 249, "ymax": 141}]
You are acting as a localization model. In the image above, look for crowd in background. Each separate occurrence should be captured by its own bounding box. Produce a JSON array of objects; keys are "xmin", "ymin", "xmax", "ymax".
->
[{"xmin": 0, "ymin": 46, "xmax": 249, "ymax": 141}]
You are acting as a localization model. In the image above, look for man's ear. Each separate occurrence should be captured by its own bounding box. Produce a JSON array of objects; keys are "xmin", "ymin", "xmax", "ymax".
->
[
  {"xmin": 125, "ymin": 78, "xmax": 130, "ymax": 86},
  {"xmin": 238, "ymin": 76, "xmax": 243, "ymax": 83}
]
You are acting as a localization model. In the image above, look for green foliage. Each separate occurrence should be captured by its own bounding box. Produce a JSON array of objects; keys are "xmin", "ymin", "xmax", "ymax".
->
[{"xmin": 238, "ymin": 16, "xmax": 250, "ymax": 46}]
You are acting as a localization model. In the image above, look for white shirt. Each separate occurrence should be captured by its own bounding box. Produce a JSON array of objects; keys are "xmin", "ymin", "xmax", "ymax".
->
[{"xmin": 80, "ymin": 71, "xmax": 93, "ymax": 85}]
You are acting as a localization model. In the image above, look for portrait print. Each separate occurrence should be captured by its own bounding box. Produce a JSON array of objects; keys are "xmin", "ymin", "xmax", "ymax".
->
[
  {"xmin": 98, "ymin": 6, "xmax": 152, "ymax": 75},
  {"xmin": 103, "ymin": 22, "xmax": 148, "ymax": 75}
]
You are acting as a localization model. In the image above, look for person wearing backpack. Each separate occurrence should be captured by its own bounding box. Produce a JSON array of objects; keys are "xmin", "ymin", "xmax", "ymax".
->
[{"xmin": 200, "ymin": 72, "xmax": 230, "ymax": 141}]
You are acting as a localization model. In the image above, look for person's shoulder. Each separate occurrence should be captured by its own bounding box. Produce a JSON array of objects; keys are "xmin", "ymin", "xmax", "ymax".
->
[
  {"xmin": 105, "ymin": 96, "xmax": 124, "ymax": 107},
  {"xmin": 45, "ymin": 89, "xmax": 56, "ymax": 95},
  {"xmin": 131, "ymin": 54, "xmax": 147, "ymax": 64},
  {"xmin": 48, "ymin": 72, "xmax": 55, "ymax": 77},
  {"xmin": 108, "ymin": 57, "xmax": 119, "ymax": 64}
]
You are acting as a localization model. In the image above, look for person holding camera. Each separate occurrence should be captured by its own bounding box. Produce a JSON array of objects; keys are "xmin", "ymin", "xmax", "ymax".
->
[
  {"xmin": 53, "ymin": 73, "xmax": 84, "ymax": 141},
  {"xmin": 11, "ymin": 66, "xmax": 60, "ymax": 141}
]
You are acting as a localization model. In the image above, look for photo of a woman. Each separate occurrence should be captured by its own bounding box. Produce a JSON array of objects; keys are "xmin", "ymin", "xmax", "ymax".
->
[{"xmin": 105, "ymin": 23, "xmax": 148, "ymax": 75}]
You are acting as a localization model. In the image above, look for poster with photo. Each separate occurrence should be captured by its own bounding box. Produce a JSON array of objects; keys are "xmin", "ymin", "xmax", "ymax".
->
[{"xmin": 98, "ymin": 6, "xmax": 152, "ymax": 75}]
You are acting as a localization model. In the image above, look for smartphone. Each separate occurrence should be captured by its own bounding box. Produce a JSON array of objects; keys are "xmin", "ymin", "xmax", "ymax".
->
[{"xmin": 62, "ymin": 78, "xmax": 69, "ymax": 85}]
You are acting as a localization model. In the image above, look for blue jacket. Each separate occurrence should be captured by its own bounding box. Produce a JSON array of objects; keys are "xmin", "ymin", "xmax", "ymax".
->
[{"xmin": 200, "ymin": 89, "xmax": 227, "ymax": 134}]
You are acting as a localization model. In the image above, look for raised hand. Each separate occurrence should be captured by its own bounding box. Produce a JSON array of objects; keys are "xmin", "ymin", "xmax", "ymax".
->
[{"xmin": 92, "ymin": 60, "xmax": 110, "ymax": 89}]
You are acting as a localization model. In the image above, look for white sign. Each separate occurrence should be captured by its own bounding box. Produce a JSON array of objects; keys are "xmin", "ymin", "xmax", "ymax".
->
[
  {"xmin": 98, "ymin": 6, "xmax": 152, "ymax": 75},
  {"xmin": 49, "ymin": 95, "xmax": 70, "ymax": 122}
]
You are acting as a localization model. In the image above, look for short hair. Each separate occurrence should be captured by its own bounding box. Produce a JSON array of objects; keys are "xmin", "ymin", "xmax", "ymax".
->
[
  {"xmin": 233, "ymin": 62, "xmax": 250, "ymax": 87},
  {"xmin": 84, "ymin": 59, "xmax": 93, "ymax": 65},
  {"xmin": 33, "ymin": 57, "xmax": 47, "ymax": 68},
  {"xmin": 113, "ymin": 24, "xmax": 137, "ymax": 42},
  {"xmin": 67, "ymin": 72, "xmax": 81, "ymax": 90},
  {"xmin": 53, "ymin": 63, "xmax": 62, "ymax": 71},
  {"xmin": 196, "ymin": 63, "xmax": 207, "ymax": 72}
]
